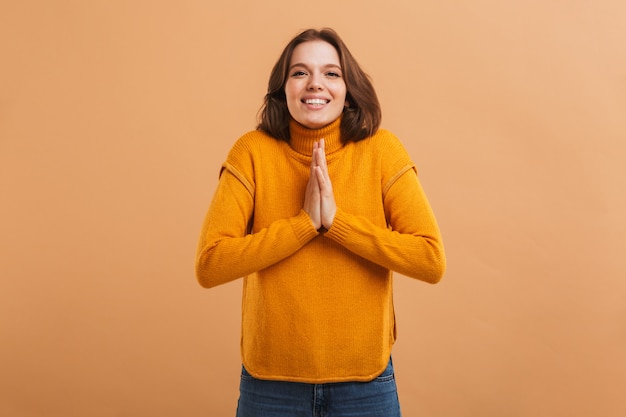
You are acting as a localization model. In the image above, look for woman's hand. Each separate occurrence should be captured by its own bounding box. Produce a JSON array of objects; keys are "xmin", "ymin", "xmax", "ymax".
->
[
  {"xmin": 303, "ymin": 141, "xmax": 322, "ymax": 230},
  {"xmin": 313, "ymin": 139, "xmax": 336, "ymax": 230}
]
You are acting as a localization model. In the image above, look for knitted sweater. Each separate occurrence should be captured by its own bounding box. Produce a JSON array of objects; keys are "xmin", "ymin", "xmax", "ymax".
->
[{"xmin": 195, "ymin": 117, "xmax": 445, "ymax": 383}]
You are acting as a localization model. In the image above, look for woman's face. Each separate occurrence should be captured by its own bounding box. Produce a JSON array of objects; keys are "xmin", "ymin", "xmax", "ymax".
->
[{"xmin": 284, "ymin": 40, "xmax": 347, "ymax": 129}]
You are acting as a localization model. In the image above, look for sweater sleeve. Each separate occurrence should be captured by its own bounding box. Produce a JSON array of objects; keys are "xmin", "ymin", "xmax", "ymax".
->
[
  {"xmin": 195, "ymin": 160, "xmax": 319, "ymax": 289},
  {"xmin": 324, "ymin": 143, "xmax": 446, "ymax": 284}
]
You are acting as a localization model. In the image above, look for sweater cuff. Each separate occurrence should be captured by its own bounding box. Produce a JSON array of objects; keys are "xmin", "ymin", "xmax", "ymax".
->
[
  {"xmin": 290, "ymin": 210, "xmax": 320, "ymax": 243},
  {"xmin": 324, "ymin": 208, "xmax": 350, "ymax": 243}
]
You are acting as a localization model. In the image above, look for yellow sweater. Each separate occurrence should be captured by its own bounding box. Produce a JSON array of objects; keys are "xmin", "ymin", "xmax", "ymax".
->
[{"xmin": 195, "ymin": 117, "xmax": 445, "ymax": 383}]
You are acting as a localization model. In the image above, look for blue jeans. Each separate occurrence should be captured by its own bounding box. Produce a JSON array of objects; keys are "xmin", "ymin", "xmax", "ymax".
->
[{"xmin": 235, "ymin": 358, "xmax": 402, "ymax": 417}]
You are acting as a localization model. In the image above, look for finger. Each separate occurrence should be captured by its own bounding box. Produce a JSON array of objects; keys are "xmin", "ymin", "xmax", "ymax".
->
[
  {"xmin": 318, "ymin": 163, "xmax": 334, "ymax": 201},
  {"xmin": 310, "ymin": 141, "xmax": 318, "ymax": 170},
  {"xmin": 316, "ymin": 148, "xmax": 329, "ymax": 181},
  {"xmin": 318, "ymin": 138, "xmax": 325, "ymax": 167},
  {"xmin": 304, "ymin": 171, "xmax": 321, "ymax": 229},
  {"xmin": 307, "ymin": 163, "xmax": 319, "ymax": 194},
  {"xmin": 316, "ymin": 144, "xmax": 324, "ymax": 170},
  {"xmin": 314, "ymin": 166, "xmax": 326, "ymax": 189}
]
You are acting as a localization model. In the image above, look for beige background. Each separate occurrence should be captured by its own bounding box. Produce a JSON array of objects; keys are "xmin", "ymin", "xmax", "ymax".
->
[{"xmin": 1, "ymin": 0, "xmax": 625, "ymax": 416}]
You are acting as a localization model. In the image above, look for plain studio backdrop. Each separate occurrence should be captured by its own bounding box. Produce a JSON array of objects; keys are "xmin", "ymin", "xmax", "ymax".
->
[{"xmin": 1, "ymin": 1, "xmax": 625, "ymax": 416}]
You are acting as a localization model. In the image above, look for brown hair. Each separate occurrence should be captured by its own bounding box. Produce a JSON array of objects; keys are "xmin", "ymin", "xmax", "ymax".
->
[{"xmin": 257, "ymin": 28, "xmax": 381, "ymax": 142}]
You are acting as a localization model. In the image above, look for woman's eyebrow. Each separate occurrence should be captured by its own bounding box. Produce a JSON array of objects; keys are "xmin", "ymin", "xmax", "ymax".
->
[{"xmin": 289, "ymin": 62, "xmax": 342, "ymax": 71}]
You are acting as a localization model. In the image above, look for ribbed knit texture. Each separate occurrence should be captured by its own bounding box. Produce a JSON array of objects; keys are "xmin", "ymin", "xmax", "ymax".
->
[{"xmin": 196, "ymin": 117, "xmax": 445, "ymax": 383}]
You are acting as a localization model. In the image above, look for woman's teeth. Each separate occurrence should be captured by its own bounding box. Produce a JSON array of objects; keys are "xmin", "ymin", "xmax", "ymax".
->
[{"xmin": 304, "ymin": 99, "xmax": 328, "ymax": 105}]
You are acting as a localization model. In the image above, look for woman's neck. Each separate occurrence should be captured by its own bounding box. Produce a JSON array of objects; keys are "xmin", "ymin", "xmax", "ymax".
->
[{"xmin": 288, "ymin": 117, "xmax": 343, "ymax": 155}]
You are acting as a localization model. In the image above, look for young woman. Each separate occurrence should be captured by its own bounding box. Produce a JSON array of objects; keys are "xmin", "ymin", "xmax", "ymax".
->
[{"xmin": 196, "ymin": 27, "xmax": 446, "ymax": 417}]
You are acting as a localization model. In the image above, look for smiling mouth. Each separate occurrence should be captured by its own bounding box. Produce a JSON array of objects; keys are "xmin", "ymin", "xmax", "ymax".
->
[{"xmin": 303, "ymin": 98, "xmax": 330, "ymax": 105}]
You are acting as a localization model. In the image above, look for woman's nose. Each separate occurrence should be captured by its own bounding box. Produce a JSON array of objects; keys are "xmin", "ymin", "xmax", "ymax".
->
[{"xmin": 307, "ymin": 75, "xmax": 323, "ymax": 90}]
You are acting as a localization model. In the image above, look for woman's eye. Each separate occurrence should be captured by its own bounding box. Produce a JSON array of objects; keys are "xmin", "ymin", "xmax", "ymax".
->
[
  {"xmin": 292, "ymin": 71, "xmax": 307, "ymax": 77},
  {"xmin": 326, "ymin": 72, "xmax": 340, "ymax": 77}
]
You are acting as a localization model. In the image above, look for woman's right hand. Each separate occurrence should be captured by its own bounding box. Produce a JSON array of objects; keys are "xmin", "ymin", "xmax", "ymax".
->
[{"xmin": 303, "ymin": 141, "xmax": 322, "ymax": 230}]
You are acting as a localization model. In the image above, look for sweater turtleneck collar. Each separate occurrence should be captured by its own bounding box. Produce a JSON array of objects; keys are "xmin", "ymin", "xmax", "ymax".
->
[{"xmin": 288, "ymin": 117, "xmax": 343, "ymax": 156}]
